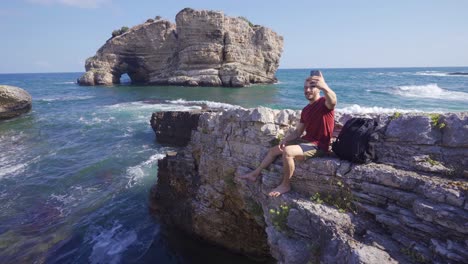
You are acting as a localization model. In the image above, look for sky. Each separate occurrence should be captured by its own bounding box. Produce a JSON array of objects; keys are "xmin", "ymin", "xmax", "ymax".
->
[{"xmin": 1, "ymin": 0, "xmax": 467, "ymax": 73}]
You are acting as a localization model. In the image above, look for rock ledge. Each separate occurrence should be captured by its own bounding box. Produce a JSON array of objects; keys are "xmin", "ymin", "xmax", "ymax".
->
[{"xmin": 151, "ymin": 108, "xmax": 467, "ymax": 263}]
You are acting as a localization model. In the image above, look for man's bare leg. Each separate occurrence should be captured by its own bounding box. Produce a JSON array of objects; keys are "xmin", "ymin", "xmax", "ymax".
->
[
  {"xmin": 237, "ymin": 145, "xmax": 283, "ymax": 182},
  {"xmin": 269, "ymin": 145, "xmax": 304, "ymax": 197}
]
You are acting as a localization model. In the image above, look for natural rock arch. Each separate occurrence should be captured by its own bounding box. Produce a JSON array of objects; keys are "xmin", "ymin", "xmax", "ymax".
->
[{"xmin": 78, "ymin": 9, "xmax": 283, "ymax": 87}]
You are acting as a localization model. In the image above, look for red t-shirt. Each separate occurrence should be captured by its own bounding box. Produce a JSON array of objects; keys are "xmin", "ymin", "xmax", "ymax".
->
[{"xmin": 300, "ymin": 97, "xmax": 335, "ymax": 151}]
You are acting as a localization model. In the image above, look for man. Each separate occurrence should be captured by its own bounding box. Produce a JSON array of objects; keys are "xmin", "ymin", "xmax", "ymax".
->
[{"xmin": 237, "ymin": 72, "xmax": 337, "ymax": 197}]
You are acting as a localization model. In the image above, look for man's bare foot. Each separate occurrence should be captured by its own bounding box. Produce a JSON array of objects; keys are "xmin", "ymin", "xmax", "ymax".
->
[
  {"xmin": 268, "ymin": 184, "xmax": 291, "ymax": 197},
  {"xmin": 237, "ymin": 170, "xmax": 259, "ymax": 182}
]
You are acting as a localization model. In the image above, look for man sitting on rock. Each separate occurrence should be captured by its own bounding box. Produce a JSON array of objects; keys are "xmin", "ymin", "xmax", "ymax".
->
[{"xmin": 238, "ymin": 72, "xmax": 337, "ymax": 197}]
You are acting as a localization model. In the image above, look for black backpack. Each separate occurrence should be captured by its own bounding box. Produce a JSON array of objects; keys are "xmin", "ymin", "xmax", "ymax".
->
[{"xmin": 332, "ymin": 118, "xmax": 378, "ymax": 164}]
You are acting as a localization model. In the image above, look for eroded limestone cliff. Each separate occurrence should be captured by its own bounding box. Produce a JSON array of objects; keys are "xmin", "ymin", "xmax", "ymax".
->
[
  {"xmin": 78, "ymin": 8, "xmax": 283, "ymax": 87},
  {"xmin": 150, "ymin": 108, "xmax": 467, "ymax": 263}
]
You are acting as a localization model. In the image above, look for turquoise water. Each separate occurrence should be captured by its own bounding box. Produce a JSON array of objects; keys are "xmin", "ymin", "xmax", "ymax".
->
[{"xmin": 0, "ymin": 68, "xmax": 467, "ymax": 263}]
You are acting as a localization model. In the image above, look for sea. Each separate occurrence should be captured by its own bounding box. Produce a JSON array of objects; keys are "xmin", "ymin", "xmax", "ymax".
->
[{"xmin": 0, "ymin": 67, "xmax": 467, "ymax": 263}]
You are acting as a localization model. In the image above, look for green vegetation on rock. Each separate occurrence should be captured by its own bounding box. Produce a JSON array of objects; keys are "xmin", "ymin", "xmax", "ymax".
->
[
  {"xmin": 238, "ymin": 16, "xmax": 254, "ymax": 27},
  {"xmin": 425, "ymin": 156, "xmax": 440, "ymax": 166},
  {"xmin": 112, "ymin": 26, "xmax": 130, "ymax": 38},
  {"xmin": 310, "ymin": 178, "xmax": 356, "ymax": 213},
  {"xmin": 390, "ymin": 112, "xmax": 402, "ymax": 120},
  {"xmin": 269, "ymin": 204, "xmax": 290, "ymax": 232},
  {"xmin": 270, "ymin": 134, "xmax": 284, "ymax": 147},
  {"xmin": 429, "ymin": 113, "xmax": 446, "ymax": 129}
]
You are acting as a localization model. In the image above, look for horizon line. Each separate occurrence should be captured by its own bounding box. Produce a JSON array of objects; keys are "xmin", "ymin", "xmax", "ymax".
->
[{"xmin": 1, "ymin": 65, "xmax": 467, "ymax": 75}]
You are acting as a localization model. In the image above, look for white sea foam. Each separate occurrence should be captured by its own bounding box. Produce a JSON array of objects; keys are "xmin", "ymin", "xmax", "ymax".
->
[
  {"xmin": 38, "ymin": 95, "xmax": 95, "ymax": 102},
  {"xmin": 167, "ymin": 99, "xmax": 243, "ymax": 110},
  {"xmin": 415, "ymin": 71, "xmax": 447, "ymax": 77},
  {"xmin": 89, "ymin": 222, "xmax": 138, "ymax": 264},
  {"xmin": 125, "ymin": 153, "xmax": 165, "ymax": 188},
  {"xmin": 0, "ymin": 163, "xmax": 28, "ymax": 178},
  {"xmin": 55, "ymin": 81, "xmax": 77, "ymax": 84},
  {"xmin": 79, "ymin": 116, "xmax": 116, "ymax": 125},
  {"xmin": 392, "ymin": 83, "xmax": 468, "ymax": 101},
  {"xmin": 105, "ymin": 101, "xmax": 202, "ymax": 112},
  {"xmin": 373, "ymin": 72, "xmax": 402, "ymax": 77},
  {"xmin": 0, "ymin": 155, "xmax": 40, "ymax": 179},
  {"xmin": 338, "ymin": 104, "xmax": 421, "ymax": 115},
  {"xmin": 414, "ymin": 71, "xmax": 468, "ymax": 77},
  {"xmin": 49, "ymin": 186, "xmax": 99, "ymax": 216}
]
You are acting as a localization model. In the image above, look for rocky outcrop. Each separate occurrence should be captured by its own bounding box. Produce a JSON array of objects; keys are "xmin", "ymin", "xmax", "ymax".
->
[
  {"xmin": 150, "ymin": 111, "xmax": 203, "ymax": 146},
  {"xmin": 150, "ymin": 108, "xmax": 467, "ymax": 263},
  {"xmin": 78, "ymin": 8, "xmax": 283, "ymax": 87},
  {"xmin": 0, "ymin": 85, "xmax": 32, "ymax": 120},
  {"xmin": 448, "ymin": 72, "xmax": 468, "ymax": 76}
]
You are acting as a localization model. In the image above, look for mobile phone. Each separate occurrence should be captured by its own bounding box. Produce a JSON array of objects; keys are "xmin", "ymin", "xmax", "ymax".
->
[{"xmin": 310, "ymin": 70, "xmax": 321, "ymax": 77}]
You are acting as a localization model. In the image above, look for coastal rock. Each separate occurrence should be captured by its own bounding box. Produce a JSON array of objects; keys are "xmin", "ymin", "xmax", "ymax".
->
[
  {"xmin": 78, "ymin": 8, "xmax": 283, "ymax": 87},
  {"xmin": 150, "ymin": 108, "xmax": 468, "ymax": 263},
  {"xmin": 441, "ymin": 112, "xmax": 468, "ymax": 147},
  {"xmin": 150, "ymin": 111, "xmax": 202, "ymax": 146},
  {"xmin": 0, "ymin": 85, "xmax": 32, "ymax": 120},
  {"xmin": 385, "ymin": 114, "xmax": 441, "ymax": 144}
]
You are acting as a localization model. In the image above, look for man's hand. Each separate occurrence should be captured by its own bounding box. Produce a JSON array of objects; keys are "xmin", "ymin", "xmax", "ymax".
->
[
  {"xmin": 310, "ymin": 72, "xmax": 337, "ymax": 110},
  {"xmin": 309, "ymin": 72, "xmax": 330, "ymax": 91}
]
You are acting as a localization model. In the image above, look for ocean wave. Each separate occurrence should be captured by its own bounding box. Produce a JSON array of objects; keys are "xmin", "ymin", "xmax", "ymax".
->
[
  {"xmin": 0, "ymin": 163, "xmax": 28, "ymax": 178},
  {"xmin": 79, "ymin": 116, "xmax": 116, "ymax": 125},
  {"xmin": 105, "ymin": 101, "xmax": 202, "ymax": 112},
  {"xmin": 38, "ymin": 95, "xmax": 95, "ymax": 102},
  {"xmin": 372, "ymin": 72, "xmax": 402, "ymax": 77},
  {"xmin": 166, "ymin": 99, "xmax": 243, "ymax": 110},
  {"xmin": 392, "ymin": 83, "xmax": 468, "ymax": 101},
  {"xmin": 414, "ymin": 71, "xmax": 468, "ymax": 77},
  {"xmin": 338, "ymin": 104, "xmax": 422, "ymax": 114},
  {"xmin": 88, "ymin": 222, "xmax": 138, "ymax": 264},
  {"xmin": 0, "ymin": 154, "xmax": 41, "ymax": 179},
  {"xmin": 49, "ymin": 186, "xmax": 100, "ymax": 216},
  {"xmin": 54, "ymin": 81, "xmax": 77, "ymax": 84},
  {"xmin": 125, "ymin": 153, "xmax": 165, "ymax": 188}
]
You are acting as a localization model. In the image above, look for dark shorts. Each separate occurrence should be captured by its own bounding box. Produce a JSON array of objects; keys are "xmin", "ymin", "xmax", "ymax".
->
[{"xmin": 286, "ymin": 139, "xmax": 325, "ymax": 160}]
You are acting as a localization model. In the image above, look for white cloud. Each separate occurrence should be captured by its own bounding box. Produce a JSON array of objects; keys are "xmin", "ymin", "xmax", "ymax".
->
[{"xmin": 27, "ymin": 0, "xmax": 111, "ymax": 9}]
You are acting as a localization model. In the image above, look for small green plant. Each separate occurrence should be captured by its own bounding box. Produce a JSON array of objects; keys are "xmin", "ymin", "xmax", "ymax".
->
[
  {"xmin": 390, "ymin": 112, "xmax": 402, "ymax": 120},
  {"xmin": 429, "ymin": 113, "xmax": 446, "ymax": 129},
  {"xmin": 400, "ymin": 247, "xmax": 427, "ymax": 263},
  {"xmin": 270, "ymin": 134, "xmax": 284, "ymax": 147},
  {"xmin": 269, "ymin": 204, "xmax": 290, "ymax": 232},
  {"xmin": 424, "ymin": 157, "xmax": 440, "ymax": 166},
  {"xmin": 310, "ymin": 193, "xmax": 324, "ymax": 204},
  {"xmin": 238, "ymin": 16, "xmax": 254, "ymax": 27},
  {"xmin": 310, "ymin": 189, "xmax": 356, "ymax": 214},
  {"xmin": 111, "ymin": 26, "xmax": 130, "ymax": 38}
]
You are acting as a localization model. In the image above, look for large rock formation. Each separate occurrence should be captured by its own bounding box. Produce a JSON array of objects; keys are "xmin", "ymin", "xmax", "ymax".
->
[
  {"xmin": 78, "ymin": 8, "xmax": 283, "ymax": 87},
  {"xmin": 150, "ymin": 108, "xmax": 467, "ymax": 264},
  {"xmin": 0, "ymin": 85, "xmax": 32, "ymax": 120}
]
